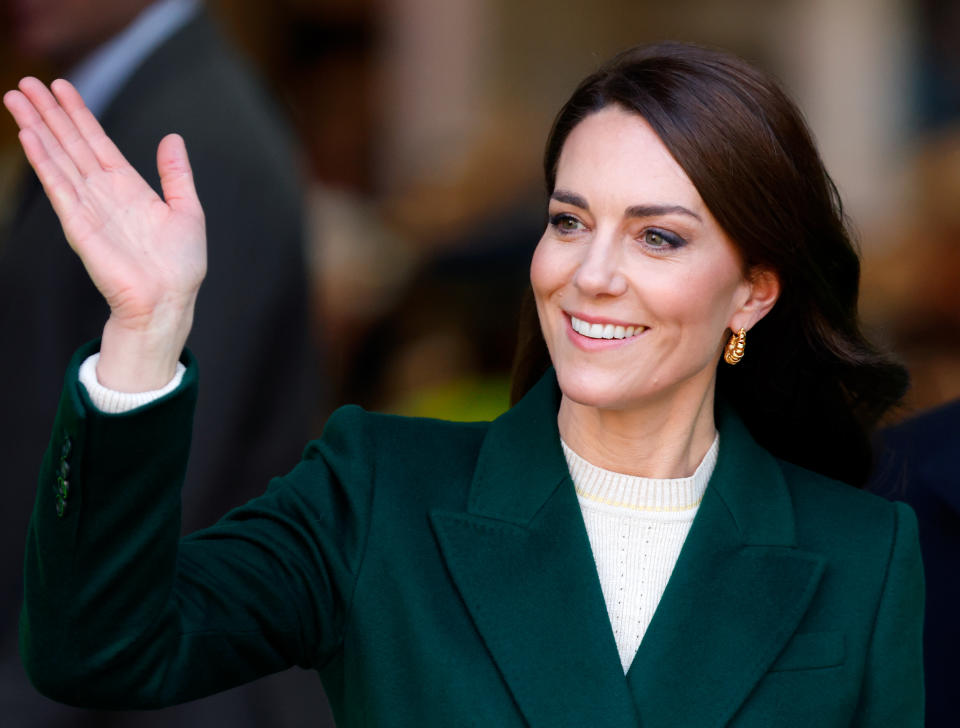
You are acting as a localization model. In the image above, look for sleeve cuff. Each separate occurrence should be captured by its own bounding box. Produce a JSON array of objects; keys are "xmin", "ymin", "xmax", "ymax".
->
[{"xmin": 78, "ymin": 353, "xmax": 187, "ymax": 414}]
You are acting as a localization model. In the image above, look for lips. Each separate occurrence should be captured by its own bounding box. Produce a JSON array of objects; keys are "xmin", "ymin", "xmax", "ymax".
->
[{"xmin": 569, "ymin": 314, "xmax": 646, "ymax": 340}]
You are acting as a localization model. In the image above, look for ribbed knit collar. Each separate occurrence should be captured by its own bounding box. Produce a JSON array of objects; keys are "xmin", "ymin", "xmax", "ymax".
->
[{"xmin": 561, "ymin": 434, "xmax": 719, "ymax": 512}]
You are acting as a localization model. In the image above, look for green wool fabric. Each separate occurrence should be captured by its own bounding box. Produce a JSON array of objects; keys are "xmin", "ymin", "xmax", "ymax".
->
[{"xmin": 21, "ymin": 341, "xmax": 924, "ymax": 726}]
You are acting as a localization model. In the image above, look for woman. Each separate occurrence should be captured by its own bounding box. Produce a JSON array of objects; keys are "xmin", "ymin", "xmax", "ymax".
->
[{"xmin": 4, "ymin": 42, "xmax": 922, "ymax": 726}]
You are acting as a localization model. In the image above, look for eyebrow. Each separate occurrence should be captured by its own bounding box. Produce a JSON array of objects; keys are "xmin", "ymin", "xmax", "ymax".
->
[{"xmin": 551, "ymin": 189, "xmax": 702, "ymax": 223}]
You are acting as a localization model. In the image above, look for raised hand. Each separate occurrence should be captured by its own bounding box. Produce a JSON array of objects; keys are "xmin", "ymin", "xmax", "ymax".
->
[{"xmin": 3, "ymin": 77, "xmax": 206, "ymax": 391}]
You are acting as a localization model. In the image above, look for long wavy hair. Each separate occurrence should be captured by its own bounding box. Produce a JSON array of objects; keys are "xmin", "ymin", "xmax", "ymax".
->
[{"xmin": 510, "ymin": 42, "xmax": 908, "ymax": 486}]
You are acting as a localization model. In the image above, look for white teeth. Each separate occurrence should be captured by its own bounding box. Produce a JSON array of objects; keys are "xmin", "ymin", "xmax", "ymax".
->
[{"xmin": 570, "ymin": 316, "xmax": 644, "ymax": 340}]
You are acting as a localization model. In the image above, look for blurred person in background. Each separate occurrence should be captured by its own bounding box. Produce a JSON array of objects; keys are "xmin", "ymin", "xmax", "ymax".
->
[
  {"xmin": 869, "ymin": 399, "xmax": 960, "ymax": 728},
  {"xmin": 859, "ymin": 4, "xmax": 960, "ymax": 712},
  {"xmin": 4, "ymin": 42, "xmax": 924, "ymax": 725},
  {"xmin": 863, "ymin": 130, "xmax": 960, "ymax": 728},
  {"xmin": 0, "ymin": 0, "xmax": 327, "ymax": 726}
]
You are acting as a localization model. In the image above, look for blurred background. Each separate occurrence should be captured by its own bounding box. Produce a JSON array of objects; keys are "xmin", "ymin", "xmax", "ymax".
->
[
  {"xmin": 3, "ymin": 0, "xmax": 959, "ymax": 422},
  {"xmin": 0, "ymin": 0, "xmax": 958, "ymax": 725}
]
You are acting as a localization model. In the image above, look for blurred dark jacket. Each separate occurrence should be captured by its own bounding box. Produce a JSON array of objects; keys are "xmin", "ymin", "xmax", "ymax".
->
[
  {"xmin": 0, "ymin": 10, "xmax": 330, "ymax": 728},
  {"xmin": 869, "ymin": 398, "xmax": 960, "ymax": 728}
]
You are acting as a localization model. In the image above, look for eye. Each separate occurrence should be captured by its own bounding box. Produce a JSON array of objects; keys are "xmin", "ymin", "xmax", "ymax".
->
[
  {"xmin": 549, "ymin": 213, "xmax": 585, "ymax": 235},
  {"xmin": 640, "ymin": 228, "xmax": 686, "ymax": 250}
]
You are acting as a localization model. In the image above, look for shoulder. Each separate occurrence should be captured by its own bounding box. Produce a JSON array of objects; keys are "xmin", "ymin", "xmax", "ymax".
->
[
  {"xmin": 773, "ymin": 459, "xmax": 923, "ymax": 654},
  {"xmin": 104, "ymin": 15, "xmax": 298, "ymax": 184},
  {"xmin": 870, "ymin": 399, "xmax": 960, "ymax": 497},
  {"xmin": 883, "ymin": 397, "xmax": 960, "ymax": 446},
  {"xmin": 109, "ymin": 13, "xmax": 261, "ymax": 119},
  {"xmin": 879, "ymin": 399, "xmax": 960, "ymax": 474},
  {"xmin": 780, "ymin": 459, "xmax": 893, "ymax": 515},
  {"xmin": 279, "ymin": 405, "xmax": 491, "ymax": 520},
  {"xmin": 304, "ymin": 405, "xmax": 490, "ymax": 474},
  {"xmin": 316, "ymin": 404, "xmax": 489, "ymax": 445},
  {"xmin": 777, "ymin": 459, "xmax": 918, "ymax": 563}
]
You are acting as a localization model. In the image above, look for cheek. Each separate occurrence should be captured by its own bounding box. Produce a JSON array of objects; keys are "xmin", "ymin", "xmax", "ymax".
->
[
  {"xmin": 529, "ymin": 236, "xmax": 562, "ymax": 300},
  {"xmin": 647, "ymin": 264, "xmax": 744, "ymax": 336}
]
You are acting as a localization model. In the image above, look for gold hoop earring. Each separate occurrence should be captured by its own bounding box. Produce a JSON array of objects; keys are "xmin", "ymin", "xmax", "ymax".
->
[{"xmin": 724, "ymin": 327, "xmax": 746, "ymax": 365}]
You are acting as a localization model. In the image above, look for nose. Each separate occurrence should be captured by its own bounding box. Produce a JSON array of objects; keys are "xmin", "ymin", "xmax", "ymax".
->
[{"xmin": 573, "ymin": 232, "xmax": 628, "ymax": 297}]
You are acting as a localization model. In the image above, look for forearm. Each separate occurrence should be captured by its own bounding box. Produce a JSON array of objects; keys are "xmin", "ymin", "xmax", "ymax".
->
[
  {"xmin": 21, "ymin": 343, "xmax": 365, "ymax": 709},
  {"xmin": 21, "ymin": 341, "xmax": 197, "ymax": 707},
  {"xmin": 22, "ymin": 342, "xmax": 302, "ymax": 708}
]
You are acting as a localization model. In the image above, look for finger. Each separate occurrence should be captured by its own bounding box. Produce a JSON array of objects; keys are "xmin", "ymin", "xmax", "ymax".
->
[
  {"xmin": 5, "ymin": 84, "xmax": 85, "ymax": 187},
  {"xmin": 18, "ymin": 77, "xmax": 102, "ymax": 177},
  {"xmin": 157, "ymin": 134, "xmax": 202, "ymax": 216},
  {"xmin": 17, "ymin": 127, "xmax": 80, "ymax": 218},
  {"xmin": 50, "ymin": 79, "xmax": 129, "ymax": 171}
]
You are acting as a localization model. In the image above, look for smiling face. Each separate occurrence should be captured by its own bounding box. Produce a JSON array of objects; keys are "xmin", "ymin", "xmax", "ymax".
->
[{"xmin": 531, "ymin": 105, "xmax": 772, "ymax": 414}]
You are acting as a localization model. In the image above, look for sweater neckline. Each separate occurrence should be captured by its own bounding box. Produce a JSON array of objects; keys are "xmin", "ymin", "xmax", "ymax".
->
[{"xmin": 560, "ymin": 434, "xmax": 719, "ymax": 512}]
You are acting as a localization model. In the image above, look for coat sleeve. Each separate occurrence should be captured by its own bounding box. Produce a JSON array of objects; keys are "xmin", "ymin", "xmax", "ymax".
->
[
  {"xmin": 20, "ymin": 342, "xmax": 373, "ymax": 709},
  {"xmin": 852, "ymin": 501, "xmax": 925, "ymax": 726}
]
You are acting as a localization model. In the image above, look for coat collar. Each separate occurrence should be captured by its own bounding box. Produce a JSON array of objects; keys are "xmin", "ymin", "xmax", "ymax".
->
[{"xmin": 430, "ymin": 370, "xmax": 825, "ymax": 727}]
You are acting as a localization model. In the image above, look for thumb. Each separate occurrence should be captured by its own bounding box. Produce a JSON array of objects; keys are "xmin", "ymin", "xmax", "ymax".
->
[{"xmin": 157, "ymin": 133, "xmax": 201, "ymax": 215}]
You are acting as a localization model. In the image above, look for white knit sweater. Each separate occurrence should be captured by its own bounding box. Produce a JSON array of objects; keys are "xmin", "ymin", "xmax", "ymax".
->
[{"xmin": 562, "ymin": 435, "xmax": 718, "ymax": 672}]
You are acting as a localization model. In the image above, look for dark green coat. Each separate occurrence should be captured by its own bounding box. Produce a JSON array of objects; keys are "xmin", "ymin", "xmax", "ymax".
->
[{"xmin": 22, "ymin": 343, "xmax": 924, "ymax": 726}]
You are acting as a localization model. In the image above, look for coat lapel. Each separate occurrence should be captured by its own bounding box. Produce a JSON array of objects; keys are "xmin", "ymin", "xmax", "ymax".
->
[
  {"xmin": 625, "ymin": 403, "xmax": 825, "ymax": 727},
  {"xmin": 430, "ymin": 373, "xmax": 638, "ymax": 726},
  {"xmin": 432, "ymin": 372, "xmax": 826, "ymax": 727}
]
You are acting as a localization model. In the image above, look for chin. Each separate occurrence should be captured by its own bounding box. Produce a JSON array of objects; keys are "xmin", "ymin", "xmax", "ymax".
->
[{"xmin": 553, "ymin": 364, "xmax": 646, "ymax": 412}]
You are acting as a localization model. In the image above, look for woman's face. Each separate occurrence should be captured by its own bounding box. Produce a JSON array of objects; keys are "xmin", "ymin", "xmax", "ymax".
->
[{"xmin": 531, "ymin": 105, "xmax": 767, "ymax": 412}]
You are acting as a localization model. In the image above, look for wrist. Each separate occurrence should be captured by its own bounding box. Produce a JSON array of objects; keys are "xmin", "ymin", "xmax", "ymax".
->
[
  {"xmin": 97, "ymin": 306, "xmax": 194, "ymax": 392},
  {"xmin": 80, "ymin": 353, "xmax": 187, "ymax": 411}
]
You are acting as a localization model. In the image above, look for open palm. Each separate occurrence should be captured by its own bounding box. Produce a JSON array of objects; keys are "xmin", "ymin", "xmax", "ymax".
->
[{"xmin": 4, "ymin": 77, "xmax": 206, "ymax": 388}]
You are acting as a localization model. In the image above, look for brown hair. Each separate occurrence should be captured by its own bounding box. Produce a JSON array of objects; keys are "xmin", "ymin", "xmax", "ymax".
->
[{"xmin": 511, "ymin": 42, "xmax": 907, "ymax": 486}]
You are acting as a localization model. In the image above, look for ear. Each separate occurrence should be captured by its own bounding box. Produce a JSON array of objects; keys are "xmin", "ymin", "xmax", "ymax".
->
[{"xmin": 730, "ymin": 266, "xmax": 780, "ymax": 332}]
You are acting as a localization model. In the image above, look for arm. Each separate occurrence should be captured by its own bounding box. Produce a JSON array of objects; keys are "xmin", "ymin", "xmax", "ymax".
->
[
  {"xmin": 4, "ymin": 77, "xmax": 362, "ymax": 708},
  {"xmin": 852, "ymin": 502, "xmax": 925, "ymax": 725},
  {"xmin": 22, "ymin": 342, "xmax": 372, "ymax": 708}
]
